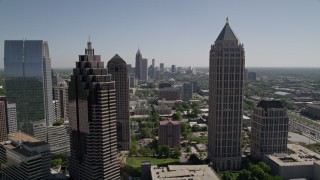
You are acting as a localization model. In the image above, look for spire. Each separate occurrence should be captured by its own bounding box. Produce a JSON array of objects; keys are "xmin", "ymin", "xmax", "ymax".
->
[
  {"xmin": 85, "ymin": 38, "xmax": 94, "ymax": 55},
  {"xmin": 136, "ymin": 48, "xmax": 141, "ymax": 55},
  {"xmin": 215, "ymin": 18, "xmax": 238, "ymax": 41}
]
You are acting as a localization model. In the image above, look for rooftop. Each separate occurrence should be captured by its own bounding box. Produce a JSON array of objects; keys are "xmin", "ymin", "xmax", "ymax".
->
[
  {"xmin": 257, "ymin": 100, "xmax": 284, "ymax": 110},
  {"xmin": 151, "ymin": 165, "xmax": 219, "ymax": 180},
  {"xmin": 266, "ymin": 144, "xmax": 320, "ymax": 166},
  {"xmin": 160, "ymin": 120, "xmax": 180, "ymax": 126}
]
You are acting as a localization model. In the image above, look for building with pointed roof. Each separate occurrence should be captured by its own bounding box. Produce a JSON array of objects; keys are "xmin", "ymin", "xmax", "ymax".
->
[
  {"xmin": 208, "ymin": 18, "xmax": 245, "ymax": 170},
  {"xmin": 68, "ymin": 41, "xmax": 120, "ymax": 179},
  {"xmin": 107, "ymin": 54, "xmax": 130, "ymax": 151}
]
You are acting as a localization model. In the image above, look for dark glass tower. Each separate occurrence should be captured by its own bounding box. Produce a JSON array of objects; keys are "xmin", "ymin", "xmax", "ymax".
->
[
  {"xmin": 107, "ymin": 54, "xmax": 130, "ymax": 151},
  {"xmin": 208, "ymin": 18, "xmax": 245, "ymax": 170},
  {"xmin": 4, "ymin": 40, "xmax": 54, "ymax": 135},
  {"xmin": 68, "ymin": 41, "xmax": 120, "ymax": 179}
]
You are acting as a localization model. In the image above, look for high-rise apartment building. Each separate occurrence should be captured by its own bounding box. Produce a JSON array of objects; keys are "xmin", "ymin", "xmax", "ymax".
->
[
  {"xmin": 251, "ymin": 100, "xmax": 289, "ymax": 159},
  {"xmin": 4, "ymin": 40, "xmax": 54, "ymax": 135},
  {"xmin": 107, "ymin": 54, "xmax": 130, "ymax": 151},
  {"xmin": 208, "ymin": 18, "xmax": 245, "ymax": 170},
  {"xmin": 181, "ymin": 83, "xmax": 193, "ymax": 101},
  {"xmin": 7, "ymin": 103, "xmax": 17, "ymax": 133},
  {"xmin": 0, "ymin": 97, "xmax": 8, "ymax": 142},
  {"xmin": 68, "ymin": 41, "xmax": 119, "ymax": 179},
  {"xmin": 0, "ymin": 132, "xmax": 51, "ymax": 179},
  {"xmin": 158, "ymin": 120, "xmax": 181, "ymax": 147}
]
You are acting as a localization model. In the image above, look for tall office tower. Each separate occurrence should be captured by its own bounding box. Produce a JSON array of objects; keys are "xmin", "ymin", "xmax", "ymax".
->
[
  {"xmin": 52, "ymin": 72, "xmax": 69, "ymax": 121},
  {"xmin": 7, "ymin": 103, "xmax": 17, "ymax": 133},
  {"xmin": 107, "ymin": 54, "xmax": 130, "ymax": 151},
  {"xmin": 251, "ymin": 100, "xmax": 289, "ymax": 159},
  {"xmin": 181, "ymin": 83, "xmax": 193, "ymax": 101},
  {"xmin": 151, "ymin": 59, "xmax": 155, "ymax": 78},
  {"xmin": 172, "ymin": 65, "xmax": 177, "ymax": 73},
  {"xmin": 4, "ymin": 40, "xmax": 54, "ymax": 135},
  {"xmin": 208, "ymin": 18, "xmax": 245, "ymax": 170},
  {"xmin": 140, "ymin": 58, "xmax": 148, "ymax": 81},
  {"xmin": 135, "ymin": 49, "xmax": 142, "ymax": 80},
  {"xmin": 52, "ymin": 100, "xmax": 61, "ymax": 121},
  {"xmin": 68, "ymin": 41, "xmax": 119, "ymax": 179},
  {"xmin": 0, "ymin": 97, "xmax": 8, "ymax": 142},
  {"xmin": 0, "ymin": 132, "xmax": 51, "ymax": 179},
  {"xmin": 160, "ymin": 63, "xmax": 164, "ymax": 71}
]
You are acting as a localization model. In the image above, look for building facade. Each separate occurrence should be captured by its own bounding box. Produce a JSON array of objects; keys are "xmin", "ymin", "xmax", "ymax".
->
[
  {"xmin": 181, "ymin": 82, "xmax": 193, "ymax": 101},
  {"xmin": 4, "ymin": 40, "xmax": 54, "ymax": 135},
  {"xmin": 0, "ymin": 97, "xmax": 8, "ymax": 142},
  {"xmin": 68, "ymin": 41, "xmax": 119, "ymax": 179},
  {"xmin": 208, "ymin": 18, "xmax": 245, "ymax": 170},
  {"xmin": 6, "ymin": 103, "xmax": 17, "ymax": 133},
  {"xmin": 158, "ymin": 120, "xmax": 181, "ymax": 147},
  {"xmin": 107, "ymin": 54, "xmax": 130, "ymax": 151},
  {"xmin": 158, "ymin": 87, "xmax": 180, "ymax": 101},
  {"xmin": 251, "ymin": 100, "xmax": 289, "ymax": 159},
  {"xmin": 0, "ymin": 132, "xmax": 51, "ymax": 180},
  {"xmin": 52, "ymin": 72, "xmax": 69, "ymax": 121}
]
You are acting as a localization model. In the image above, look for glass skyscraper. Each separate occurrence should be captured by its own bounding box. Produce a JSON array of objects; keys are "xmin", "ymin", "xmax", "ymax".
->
[{"xmin": 4, "ymin": 40, "xmax": 54, "ymax": 135}]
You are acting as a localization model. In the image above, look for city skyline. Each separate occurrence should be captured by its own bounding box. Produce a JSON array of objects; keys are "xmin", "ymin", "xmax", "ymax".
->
[{"xmin": 0, "ymin": 0, "xmax": 320, "ymax": 68}]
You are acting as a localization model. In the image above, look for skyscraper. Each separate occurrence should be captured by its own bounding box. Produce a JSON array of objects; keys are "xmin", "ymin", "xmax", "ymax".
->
[
  {"xmin": 4, "ymin": 40, "xmax": 54, "ymax": 135},
  {"xmin": 68, "ymin": 41, "xmax": 119, "ymax": 179},
  {"xmin": 0, "ymin": 97, "xmax": 8, "ymax": 142},
  {"xmin": 208, "ymin": 18, "xmax": 245, "ymax": 170},
  {"xmin": 160, "ymin": 63, "xmax": 164, "ymax": 71},
  {"xmin": 251, "ymin": 100, "xmax": 289, "ymax": 159},
  {"xmin": 135, "ymin": 49, "xmax": 142, "ymax": 80},
  {"xmin": 52, "ymin": 72, "xmax": 69, "ymax": 121},
  {"xmin": 107, "ymin": 54, "xmax": 130, "ymax": 151},
  {"xmin": 140, "ymin": 58, "xmax": 148, "ymax": 81}
]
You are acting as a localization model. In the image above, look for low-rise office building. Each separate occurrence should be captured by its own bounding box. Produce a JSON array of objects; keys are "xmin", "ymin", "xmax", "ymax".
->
[
  {"xmin": 0, "ymin": 132, "xmax": 51, "ymax": 180},
  {"xmin": 150, "ymin": 165, "xmax": 220, "ymax": 180},
  {"xmin": 264, "ymin": 144, "xmax": 320, "ymax": 180}
]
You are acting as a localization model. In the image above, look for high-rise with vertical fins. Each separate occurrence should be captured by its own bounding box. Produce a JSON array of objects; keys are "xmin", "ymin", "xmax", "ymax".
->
[
  {"xmin": 208, "ymin": 18, "xmax": 245, "ymax": 170},
  {"xmin": 68, "ymin": 41, "xmax": 120, "ymax": 179},
  {"xmin": 107, "ymin": 54, "xmax": 130, "ymax": 151}
]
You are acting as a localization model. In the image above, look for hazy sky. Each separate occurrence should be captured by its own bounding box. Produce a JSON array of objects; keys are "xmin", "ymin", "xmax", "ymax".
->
[{"xmin": 0, "ymin": 0, "xmax": 320, "ymax": 68}]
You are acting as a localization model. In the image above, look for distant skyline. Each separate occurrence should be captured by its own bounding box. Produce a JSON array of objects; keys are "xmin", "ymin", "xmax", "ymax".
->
[{"xmin": 0, "ymin": 0, "xmax": 320, "ymax": 68}]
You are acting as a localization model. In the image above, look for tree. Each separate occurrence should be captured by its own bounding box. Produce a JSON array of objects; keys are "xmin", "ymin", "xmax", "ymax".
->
[
  {"xmin": 159, "ymin": 145, "xmax": 171, "ymax": 158},
  {"xmin": 172, "ymin": 111, "xmax": 182, "ymax": 120},
  {"xmin": 130, "ymin": 140, "xmax": 138, "ymax": 155},
  {"xmin": 237, "ymin": 169, "xmax": 252, "ymax": 180},
  {"xmin": 140, "ymin": 127, "xmax": 150, "ymax": 138},
  {"xmin": 171, "ymin": 148, "xmax": 182, "ymax": 159},
  {"xmin": 258, "ymin": 162, "xmax": 271, "ymax": 174},
  {"xmin": 51, "ymin": 158, "xmax": 62, "ymax": 167},
  {"xmin": 221, "ymin": 171, "xmax": 236, "ymax": 180}
]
